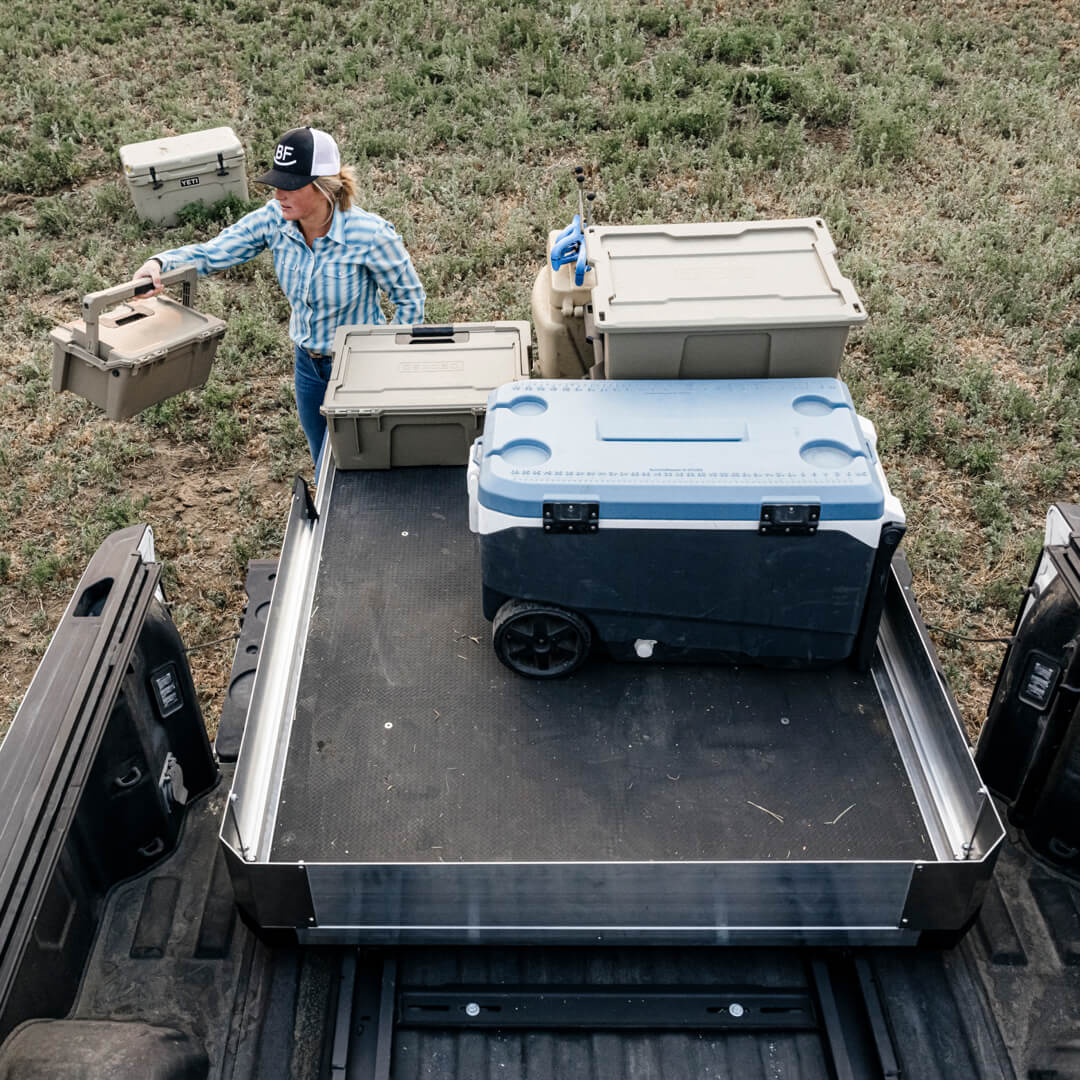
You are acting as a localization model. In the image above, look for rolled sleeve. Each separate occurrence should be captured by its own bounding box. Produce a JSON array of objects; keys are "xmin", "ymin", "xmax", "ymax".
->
[
  {"xmin": 366, "ymin": 223, "xmax": 426, "ymax": 325},
  {"xmin": 154, "ymin": 204, "xmax": 276, "ymax": 275}
]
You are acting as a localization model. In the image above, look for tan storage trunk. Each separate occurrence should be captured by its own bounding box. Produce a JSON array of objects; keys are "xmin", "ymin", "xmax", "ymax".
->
[
  {"xmin": 50, "ymin": 267, "xmax": 226, "ymax": 420},
  {"xmin": 323, "ymin": 322, "xmax": 530, "ymax": 470},
  {"xmin": 120, "ymin": 127, "xmax": 248, "ymax": 226},
  {"xmin": 531, "ymin": 229, "xmax": 597, "ymax": 379},
  {"xmin": 586, "ymin": 218, "xmax": 866, "ymax": 379}
]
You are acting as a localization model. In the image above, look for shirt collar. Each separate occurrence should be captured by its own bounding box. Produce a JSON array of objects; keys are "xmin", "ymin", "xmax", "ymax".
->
[{"xmin": 326, "ymin": 204, "xmax": 348, "ymax": 246}]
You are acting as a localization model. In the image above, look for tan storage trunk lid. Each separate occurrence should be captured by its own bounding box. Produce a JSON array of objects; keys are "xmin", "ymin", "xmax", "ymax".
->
[
  {"xmin": 323, "ymin": 322, "xmax": 530, "ymax": 469},
  {"xmin": 120, "ymin": 127, "xmax": 245, "ymax": 186},
  {"xmin": 586, "ymin": 218, "xmax": 865, "ymax": 331}
]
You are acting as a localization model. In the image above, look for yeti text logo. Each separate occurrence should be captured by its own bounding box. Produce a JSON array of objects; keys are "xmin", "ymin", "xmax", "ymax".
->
[{"xmin": 274, "ymin": 144, "xmax": 297, "ymax": 167}]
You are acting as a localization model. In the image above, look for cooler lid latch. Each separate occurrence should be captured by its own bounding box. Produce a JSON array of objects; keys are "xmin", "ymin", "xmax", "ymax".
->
[
  {"xmin": 543, "ymin": 502, "xmax": 599, "ymax": 534},
  {"xmin": 149, "ymin": 166, "xmax": 163, "ymax": 190},
  {"xmin": 216, "ymin": 152, "xmax": 228, "ymax": 176},
  {"xmin": 760, "ymin": 504, "xmax": 819, "ymax": 536}
]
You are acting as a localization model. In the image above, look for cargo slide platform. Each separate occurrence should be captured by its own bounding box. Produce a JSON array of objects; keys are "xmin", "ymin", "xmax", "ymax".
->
[{"xmin": 222, "ymin": 461, "xmax": 1004, "ymax": 946}]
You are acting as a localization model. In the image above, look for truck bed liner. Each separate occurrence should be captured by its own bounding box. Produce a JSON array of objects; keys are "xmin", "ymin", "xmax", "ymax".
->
[{"xmin": 273, "ymin": 468, "xmax": 930, "ymax": 865}]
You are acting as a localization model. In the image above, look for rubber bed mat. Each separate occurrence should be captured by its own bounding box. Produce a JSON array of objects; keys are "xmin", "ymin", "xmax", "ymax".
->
[{"xmin": 270, "ymin": 468, "xmax": 932, "ymax": 865}]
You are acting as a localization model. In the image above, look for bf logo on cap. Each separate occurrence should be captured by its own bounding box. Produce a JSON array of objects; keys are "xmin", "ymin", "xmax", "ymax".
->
[{"xmin": 274, "ymin": 143, "xmax": 296, "ymax": 166}]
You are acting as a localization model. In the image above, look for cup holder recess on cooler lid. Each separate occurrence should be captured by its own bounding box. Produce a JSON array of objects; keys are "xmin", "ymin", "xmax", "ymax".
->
[
  {"xmin": 792, "ymin": 394, "xmax": 847, "ymax": 417},
  {"xmin": 799, "ymin": 440, "xmax": 863, "ymax": 468},
  {"xmin": 506, "ymin": 395, "xmax": 548, "ymax": 416},
  {"xmin": 495, "ymin": 440, "xmax": 551, "ymax": 466}
]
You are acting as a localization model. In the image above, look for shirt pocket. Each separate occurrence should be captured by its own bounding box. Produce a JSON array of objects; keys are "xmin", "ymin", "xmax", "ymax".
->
[
  {"xmin": 321, "ymin": 261, "xmax": 363, "ymax": 282},
  {"xmin": 272, "ymin": 247, "xmax": 307, "ymax": 289},
  {"xmin": 318, "ymin": 261, "xmax": 370, "ymax": 309}
]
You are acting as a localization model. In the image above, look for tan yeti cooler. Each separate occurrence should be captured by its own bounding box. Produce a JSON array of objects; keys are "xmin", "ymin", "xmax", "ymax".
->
[
  {"xmin": 120, "ymin": 127, "xmax": 248, "ymax": 226},
  {"xmin": 585, "ymin": 218, "xmax": 867, "ymax": 379},
  {"xmin": 50, "ymin": 266, "xmax": 227, "ymax": 420},
  {"xmin": 323, "ymin": 323, "xmax": 530, "ymax": 470}
]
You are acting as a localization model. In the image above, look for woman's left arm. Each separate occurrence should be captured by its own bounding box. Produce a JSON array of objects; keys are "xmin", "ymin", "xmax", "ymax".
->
[
  {"xmin": 367, "ymin": 223, "xmax": 426, "ymax": 325},
  {"xmin": 152, "ymin": 203, "xmax": 277, "ymax": 277}
]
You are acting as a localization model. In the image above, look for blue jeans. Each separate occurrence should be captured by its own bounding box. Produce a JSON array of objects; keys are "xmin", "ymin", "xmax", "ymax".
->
[{"xmin": 294, "ymin": 345, "xmax": 332, "ymax": 474}]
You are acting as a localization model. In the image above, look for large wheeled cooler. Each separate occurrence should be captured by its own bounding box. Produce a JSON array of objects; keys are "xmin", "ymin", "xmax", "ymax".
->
[{"xmin": 469, "ymin": 378, "xmax": 906, "ymax": 674}]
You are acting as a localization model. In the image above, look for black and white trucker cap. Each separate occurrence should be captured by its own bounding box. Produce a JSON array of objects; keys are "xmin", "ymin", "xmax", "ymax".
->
[{"xmin": 256, "ymin": 127, "xmax": 341, "ymax": 190}]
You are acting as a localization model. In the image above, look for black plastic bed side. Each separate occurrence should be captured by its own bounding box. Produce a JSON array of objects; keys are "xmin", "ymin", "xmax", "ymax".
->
[
  {"xmin": 851, "ymin": 522, "xmax": 907, "ymax": 671},
  {"xmin": 976, "ymin": 506, "xmax": 1080, "ymax": 872},
  {"xmin": 979, "ymin": 504, "xmax": 1080, "ymax": 780},
  {"xmin": 215, "ymin": 559, "xmax": 278, "ymax": 763},
  {"xmin": 0, "ymin": 526, "xmax": 217, "ymax": 1043}
]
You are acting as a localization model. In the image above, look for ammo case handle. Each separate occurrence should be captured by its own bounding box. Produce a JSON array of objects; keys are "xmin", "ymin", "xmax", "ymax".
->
[
  {"xmin": 408, "ymin": 324, "xmax": 456, "ymax": 342},
  {"xmin": 82, "ymin": 265, "xmax": 199, "ymax": 356}
]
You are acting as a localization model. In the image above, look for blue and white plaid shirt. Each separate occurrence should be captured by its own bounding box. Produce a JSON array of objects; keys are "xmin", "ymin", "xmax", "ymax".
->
[{"xmin": 154, "ymin": 200, "xmax": 425, "ymax": 353}]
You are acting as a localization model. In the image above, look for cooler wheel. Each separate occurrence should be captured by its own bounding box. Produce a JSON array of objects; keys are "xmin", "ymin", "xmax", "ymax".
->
[{"xmin": 492, "ymin": 600, "xmax": 592, "ymax": 678}]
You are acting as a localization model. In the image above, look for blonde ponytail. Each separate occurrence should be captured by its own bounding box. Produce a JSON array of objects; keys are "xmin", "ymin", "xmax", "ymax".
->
[{"xmin": 313, "ymin": 164, "xmax": 357, "ymax": 213}]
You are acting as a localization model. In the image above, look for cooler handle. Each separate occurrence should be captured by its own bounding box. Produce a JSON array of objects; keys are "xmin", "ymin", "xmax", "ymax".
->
[
  {"xmin": 407, "ymin": 324, "xmax": 456, "ymax": 342},
  {"xmin": 82, "ymin": 265, "xmax": 199, "ymax": 356}
]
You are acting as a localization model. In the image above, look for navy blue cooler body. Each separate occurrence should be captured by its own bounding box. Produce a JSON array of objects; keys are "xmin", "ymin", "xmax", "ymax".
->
[{"xmin": 468, "ymin": 378, "xmax": 906, "ymax": 669}]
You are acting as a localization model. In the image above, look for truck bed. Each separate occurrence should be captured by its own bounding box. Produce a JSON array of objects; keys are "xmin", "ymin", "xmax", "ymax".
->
[{"xmin": 223, "ymin": 464, "xmax": 999, "ymax": 945}]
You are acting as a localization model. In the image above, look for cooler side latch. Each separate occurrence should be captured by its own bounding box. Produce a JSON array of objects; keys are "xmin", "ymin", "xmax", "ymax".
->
[
  {"xmin": 760, "ymin": 505, "xmax": 820, "ymax": 536},
  {"xmin": 543, "ymin": 502, "xmax": 599, "ymax": 534}
]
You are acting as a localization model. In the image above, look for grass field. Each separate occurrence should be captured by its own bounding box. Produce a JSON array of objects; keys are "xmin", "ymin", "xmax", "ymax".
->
[{"xmin": 1, "ymin": 0, "xmax": 1078, "ymax": 736}]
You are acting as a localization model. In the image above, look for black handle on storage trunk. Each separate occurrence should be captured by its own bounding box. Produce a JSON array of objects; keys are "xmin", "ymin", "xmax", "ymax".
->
[{"xmin": 409, "ymin": 325, "xmax": 455, "ymax": 342}]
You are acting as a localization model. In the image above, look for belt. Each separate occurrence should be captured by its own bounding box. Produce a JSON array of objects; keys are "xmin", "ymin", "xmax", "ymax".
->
[{"xmin": 306, "ymin": 349, "xmax": 332, "ymax": 360}]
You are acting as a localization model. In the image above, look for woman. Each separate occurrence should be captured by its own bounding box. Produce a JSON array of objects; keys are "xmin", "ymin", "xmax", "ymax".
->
[{"xmin": 134, "ymin": 126, "xmax": 426, "ymax": 467}]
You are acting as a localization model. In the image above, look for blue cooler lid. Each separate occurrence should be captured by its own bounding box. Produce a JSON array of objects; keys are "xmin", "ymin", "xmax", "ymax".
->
[{"xmin": 477, "ymin": 379, "xmax": 885, "ymax": 521}]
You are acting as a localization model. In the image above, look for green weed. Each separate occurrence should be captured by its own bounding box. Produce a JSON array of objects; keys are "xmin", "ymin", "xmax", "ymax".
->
[
  {"xmin": 0, "ymin": 138, "xmax": 84, "ymax": 195},
  {"xmin": 35, "ymin": 196, "xmax": 78, "ymax": 237},
  {"xmin": 866, "ymin": 319, "xmax": 935, "ymax": 376},
  {"xmin": 209, "ymin": 412, "xmax": 245, "ymax": 457},
  {"xmin": 26, "ymin": 552, "xmax": 69, "ymax": 589},
  {"xmin": 176, "ymin": 194, "xmax": 266, "ymax": 230},
  {"xmin": 853, "ymin": 91, "xmax": 920, "ymax": 165}
]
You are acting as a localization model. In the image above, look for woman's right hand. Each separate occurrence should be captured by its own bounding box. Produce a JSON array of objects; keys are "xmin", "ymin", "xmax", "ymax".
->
[{"xmin": 133, "ymin": 258, "xmax": 163, "ymax": 296}]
